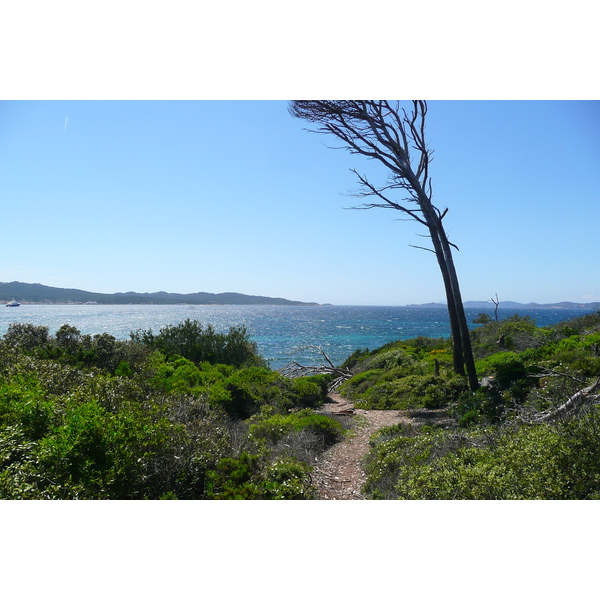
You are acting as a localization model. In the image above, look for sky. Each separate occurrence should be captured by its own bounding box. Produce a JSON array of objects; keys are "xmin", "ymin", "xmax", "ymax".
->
[
  {"xmin": 1, "ymin": 100, "xmax": 599, "ymax": 306},
  {"xmin": 1, "ymin": 2, "xmax": 598, "ymax": 307}
]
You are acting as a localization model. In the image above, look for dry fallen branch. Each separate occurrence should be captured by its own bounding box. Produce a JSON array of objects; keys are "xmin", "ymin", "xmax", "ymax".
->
[
  {"xmin": 278, "ymin": 345, "xmax": 353, "ymax": 392},
  {"xmin": 526, "ymin": 377, "xmax": 600, "ymax": 423},
  {"xmin": 529, "ymin": 367, "xmax": 587, "ymax": 384}
]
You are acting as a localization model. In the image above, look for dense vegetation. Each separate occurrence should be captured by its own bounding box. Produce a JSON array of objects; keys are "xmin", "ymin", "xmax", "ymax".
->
[
  {"xmin": 348, "ymin": 311, "xmax": 600, "ymax": 499},
  {"xmin": 0, "ymin": 320, "xmax": 344, "ymax": 499},
  {"xmin": 3, "ymin": 311, "xmax": 599, "ymax": 500}
]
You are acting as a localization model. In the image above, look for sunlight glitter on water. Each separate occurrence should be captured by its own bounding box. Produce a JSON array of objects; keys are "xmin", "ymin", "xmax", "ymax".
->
[{"xmin": 1, "ymin": 304, "xmax": 594, "ymax": 370}]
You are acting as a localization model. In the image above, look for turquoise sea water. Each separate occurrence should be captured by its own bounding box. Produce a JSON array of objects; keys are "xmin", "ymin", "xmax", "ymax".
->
[{"xmin": 1, "ymin": 304, "xmax": 595, "ymax": 369}]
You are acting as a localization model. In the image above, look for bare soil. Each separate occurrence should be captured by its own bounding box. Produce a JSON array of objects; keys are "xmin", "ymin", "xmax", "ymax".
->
[{"xmin": 313, "ymin": 393, "xmax": 454, "ymax": 500}]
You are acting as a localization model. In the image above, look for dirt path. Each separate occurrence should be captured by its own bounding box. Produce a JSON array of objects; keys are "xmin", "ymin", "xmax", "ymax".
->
[
  {"xmin": 313, "ymin": 393, "xmax": 456, "ymax": 499},
  {"xmin": 312, "ymin": 393, "xmax": 411, "ymax": 500}
]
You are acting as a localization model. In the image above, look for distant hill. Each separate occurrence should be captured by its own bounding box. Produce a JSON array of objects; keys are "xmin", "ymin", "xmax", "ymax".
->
[
  {"xmin": 406, "ymin": 300, "xmax": 600, "ymax": 310},
  {"xmin": 405, "ymin": 302, "xmax": 447, "ymax": 308},
  {"xmin": 0, "ymin": 281, "xmax": 319, "ymax": 306},
  {"xmin": 463, "ymin": 300, "xmax": 600, "ymax": 309}
]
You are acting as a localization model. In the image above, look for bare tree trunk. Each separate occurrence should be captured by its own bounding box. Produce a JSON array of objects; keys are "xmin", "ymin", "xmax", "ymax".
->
[
  {"xmin": 428, "ymin": 223, "xmax": 466, "ymax": 376},
  {"xmin": 490, "ymin": 294, "xmax": 500, "ymax": 322},
  {"xmin": 437, "ymin": 227, "xmax": 479, "ymax": 390},
  {"xmin": 408, "ymin": 172, "xmax": 477, "ymax": 389}
]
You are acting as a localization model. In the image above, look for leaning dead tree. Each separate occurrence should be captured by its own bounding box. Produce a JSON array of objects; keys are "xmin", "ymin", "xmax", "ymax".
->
[
  {"xmin": 278, "ymin": 345, "xmax": 353, "ymax": 391},
  {"xmin": 290, "ymin": 101, "xmax": 479, "ymax": 391}
]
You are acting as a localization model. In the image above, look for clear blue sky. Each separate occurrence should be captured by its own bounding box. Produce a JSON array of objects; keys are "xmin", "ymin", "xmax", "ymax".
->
[{"xmin": 1, "ymin": 100, "xmax": 599, "ymax": 305}]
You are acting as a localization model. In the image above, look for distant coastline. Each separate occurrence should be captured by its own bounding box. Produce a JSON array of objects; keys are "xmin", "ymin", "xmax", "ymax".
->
[
  {"xmin": 2, "ymin": 281, "xmax": 598, "ymax": 310},
  {"xmin": 406, "ymin": 300, "xmax": 600, "ymax": 310},
  {"xmin": 0, "ymin": 281, "xmax": 320, "ymax": 306}
]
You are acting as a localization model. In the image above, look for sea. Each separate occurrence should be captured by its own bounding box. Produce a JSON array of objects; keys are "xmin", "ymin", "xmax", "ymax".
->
[{"xmin": 1, "ymin": 304, "xmax": 596, "ymax": 370}]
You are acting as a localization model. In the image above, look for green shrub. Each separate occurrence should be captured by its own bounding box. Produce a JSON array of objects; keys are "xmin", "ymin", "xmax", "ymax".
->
[
  {"xmin": 457, "ymin": 409, "xmax": 481, "ymax": 428},
  {"xmin": 217, "ymin": 368, "xmax": 327, "ymax": 419},
  {"xmin": 338, "ymin": 369, "xmax": 381, "ymax": 400},
  {"xmin": 2, "ymin": 323, "xmax": 50, "ymax": 352},
  {"xmin": 205, "ymin": 452, "xmax": 264, "ymax": 499},
  {"xmin": 351, "ymin": 337, "xmax": 450, "ymax": 371},
  {"xmin": 221, "ymin": 368, "xmax": 289, "ymax": 418},
  {"xmin": 363, "ymin": 407, "xmax": 600, "ymax": 499},
  {"xmin": 338, "ymin": 341, "xmax": 449, "ymax": 407},
  {"xmin": 290, "ymin": 376, "xmax": 328, "ymax": 408},
  {"xmin": 552, "ymin": 310, "xmax": 600, "ymax": 337},
  {"xmin": 367, "ymin": 348, "xmax": 418, "ymax": 370},
  {"xmin": 341, "ymin": 348, "xmax": 370, "ymax": 370},
  {"xmin": 453, "ymin": 386, "xmax": 508, "ymax": 425},
  {"xmin": 248, "ymin": 408, "xmax": 345, "ymax": 447},
  {"xmin": 0, "ymin": 425, "xmax": 47, "ymax": 499},
  {"xmin": 470, "ymin": 314, "xmax": 548, "ymax": 358},
  {"xmin": 14, "ymin": 324, "xmax": 152, "ymax": 376},
  {"xmin": 476, "ymin": 351, "xmax": 527, "ymax": 389},
  {"xmin": 356, "ymin": 374, "xmax": 467, "ymax": 410},
  {"xmin": 131, "ymin": 319, "xmax": 264, "ymax": 368},
  {"xmin": 262, "ymin": 457, "xmax": 315, "ymax": 499},
  {"xmin": 205, "ymin": 451, "xmax": 316, "ymax": 500},
  {"xmin": 37, "ymin": 400, "xmax": 140, "ymax": 498},
  {"xmin": 541, "ymin": 334, "xmax": 600, "ymax": 378},
  {"xmin": 55, "ymin": 324, "xmax": 81, "ymax": 352}
]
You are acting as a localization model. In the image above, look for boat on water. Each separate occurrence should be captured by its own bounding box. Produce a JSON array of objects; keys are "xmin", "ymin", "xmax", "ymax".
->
[{"xmin": 6, "ymin": 300, "xmax": 20, "ymax": 307}]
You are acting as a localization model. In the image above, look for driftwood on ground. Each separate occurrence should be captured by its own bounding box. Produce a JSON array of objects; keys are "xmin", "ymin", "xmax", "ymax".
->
[
  {"xmin": 527, "ymin": 376, "xmax": 600, "ymax": 423},
  {"xmin": 278, "ymin": 345, "xmax": 353, "ymax": 392}
]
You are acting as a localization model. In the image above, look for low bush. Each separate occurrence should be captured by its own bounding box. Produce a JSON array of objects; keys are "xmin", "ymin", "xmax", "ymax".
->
[
  {"xmin": 205, "ymin": 452, "xmax": 316, "ymax": 500},
  {"xmin": 453, "ymin": 387, "xmax": 509, "ymax": 425},
  {"xmin": 470, "ymin": 314, "xmax": 550, "ymax": 358},
  {"xmin": 551, "ymin": 310, "xmax": 600, "ymax": 337},
  {"xmin": 3, "ymin": 323, "xmax": 50, "ymax": 351},
  {"xmin": 476, "ymin": 351, "xmax": 527, "ymax": 389},
  {"xmin": 338, "ymin": 369, "xmax": 382, "ymax": 400},
  {"xmin": 0, "ymin": 323, "xmax": 342, "ymax": 500},
  {"xmin": 366, "ymin": 348, "xmax": 419, "ymax": 371},
  {"xmin": 292, "ymin": 375, "xmax": 330, "ymax": 407},
  {"xmin": 248, "ymin": 407, "xmax": 345, "ymax": 447},
  {"xmin": 262, "ymin": 457, "xmax": 315, "ymax": 499},
  {"xmin": 1, "ymin": 323, "xmax": 152, "ymax": 376},
  {"xmin": 364, "ymin": 406, "xmax": 600, "ymax": 500},
  {"xmin": 355, "ymin": 374, "xmax": 467, "ymax": 410},
  {"xmin": 131, "ymin": 319, "xmax": 264, "ymax": 368}
]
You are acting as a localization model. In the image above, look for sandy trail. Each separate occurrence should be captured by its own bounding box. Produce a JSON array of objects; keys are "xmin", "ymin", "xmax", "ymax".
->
[{"xmin": 312, "ymin": 393, "xmax": 410, "ymax": 500}]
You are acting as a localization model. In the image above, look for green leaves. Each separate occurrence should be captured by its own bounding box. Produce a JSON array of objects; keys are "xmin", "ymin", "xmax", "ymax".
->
[
  {"xmin": 205, "ymin": 452, "xmax": 316, "ymax": 500},
  {"xmin": 0, "ymin": 322, "xmax": 327, "ymax": 499},
  {"xmin": 248, "ymin": 408, "xmax": 345, "ymax": 447},
  {"xmin": 131, "ymin": 319, "xmax": 264, "ymax": 368},
  {"xmin": 364, "ymin": 414, "xmax": 600, "ymax": 500}
]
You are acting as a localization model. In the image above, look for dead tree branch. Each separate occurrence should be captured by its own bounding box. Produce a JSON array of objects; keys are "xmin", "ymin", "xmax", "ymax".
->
[
  {"xmin": 489, "ymin": 294, "xmax": 500, "ymax": 322},
  {"xmin": 278, "ymin": 345, "xmax": 353, "ymax": 392},
  {"xmin": 525, "ymin": 377, "xmax": 600, "ymax": 423}
]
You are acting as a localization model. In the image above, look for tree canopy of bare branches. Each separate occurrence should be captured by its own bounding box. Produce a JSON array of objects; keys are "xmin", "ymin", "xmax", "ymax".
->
[{"xmin": 290, "ymin": 101, "xmax": 479, "ymax": 391}]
